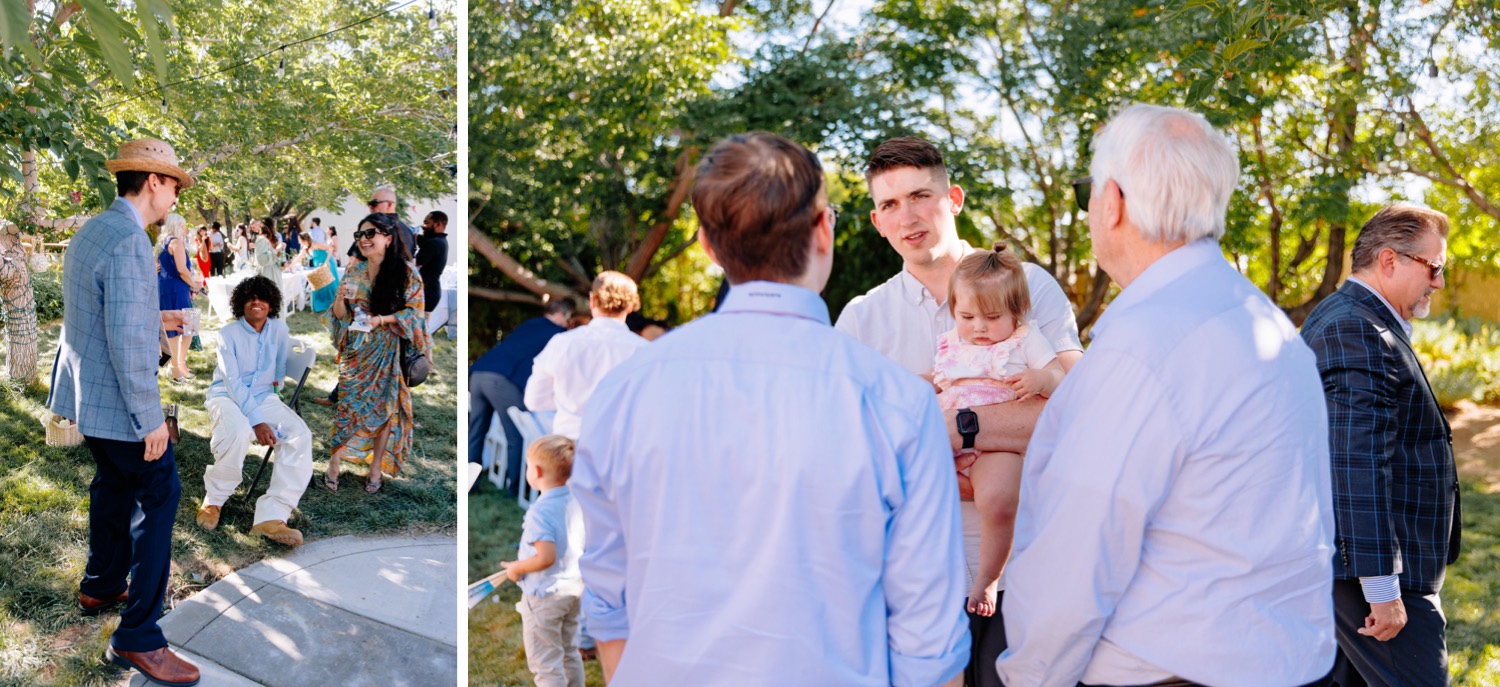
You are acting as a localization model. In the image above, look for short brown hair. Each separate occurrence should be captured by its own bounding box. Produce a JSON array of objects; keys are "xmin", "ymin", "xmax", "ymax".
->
[
  {"xmin": 866, "ymin": 136, "xmax": 949, "ymax": 186},
  {"xmin": 948, "ymin": 244, "xmax": 1031, "ymax": 322},
  {"xmin": 590, "ymin": 271, "xmax": 639, "ymax": 316},
  {"xmin": 1351, "ymin": 203, "xmax": 1451, "ymax": 272},
  {"xmin": 691, "ymin": 132, "xmax": 825, "ymax": 283},
  {"xmin": 528, "ymin": 435, "xmax": 575, "ymax": 481}
]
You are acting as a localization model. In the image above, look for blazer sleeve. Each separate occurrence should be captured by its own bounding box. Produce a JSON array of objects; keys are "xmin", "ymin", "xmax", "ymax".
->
[
  {"xmin": 104, "ymin": 231, "xmax": 165, "ymax": 438},
  {"xmin": 1305, "ymin": 313, "xmax": 1402, "ymax": 578}
]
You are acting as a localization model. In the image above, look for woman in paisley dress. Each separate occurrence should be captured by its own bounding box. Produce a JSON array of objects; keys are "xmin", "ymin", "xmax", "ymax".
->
[{"xmin": 324, "ymin": 213, "xmax": 431, "ymax": 493}]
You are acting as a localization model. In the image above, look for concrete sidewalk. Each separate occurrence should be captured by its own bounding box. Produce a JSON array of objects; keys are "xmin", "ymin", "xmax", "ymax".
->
[{"xmin": 116, "ymin": 534, "xmax": 456, "ymax": 687}]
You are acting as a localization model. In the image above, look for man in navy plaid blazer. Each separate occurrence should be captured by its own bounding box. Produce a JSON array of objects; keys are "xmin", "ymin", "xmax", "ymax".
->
[
  {"xmin": 1301, "ymin": 203, "xmax": 1461, "ymax": 687},
  {"xmin": 47, "ymin": 139, "xmax": 201, "ymax": 686}
]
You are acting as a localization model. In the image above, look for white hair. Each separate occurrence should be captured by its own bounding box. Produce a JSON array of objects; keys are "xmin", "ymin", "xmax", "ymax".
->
[{"xmin": 1089, "ymin": 103, "xmax": 1239, "ymax": 244}]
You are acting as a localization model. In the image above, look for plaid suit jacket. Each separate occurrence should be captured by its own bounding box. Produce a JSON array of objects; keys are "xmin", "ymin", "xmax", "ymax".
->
[
  {"xmin": 47, "ymin": 198, "xmax": 164, "ymax": 441},
  {"xmin": 1301, "ymin": 281, "xmax": 1461, "ymax": 594}
]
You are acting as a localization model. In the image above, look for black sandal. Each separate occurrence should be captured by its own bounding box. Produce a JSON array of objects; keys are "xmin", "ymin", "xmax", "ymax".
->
[{"xmin": 323, "ymin": 470, "xmax": 339, "ymax": 492}]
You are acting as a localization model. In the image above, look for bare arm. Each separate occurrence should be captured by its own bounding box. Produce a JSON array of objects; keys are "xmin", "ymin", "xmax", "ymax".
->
[
  {"xmin": 598, "ymin": 639, "xmax": 626, "ymax": 683},
  {"xmin": 171, "ymin": 240, "xmax": 201, "ymax": 289},
  {"xmin": 944, "ymin": 397, "xmax": 1045, "ymax": 454},
  {"xmin": 499, "ymin": 540, "xmax": 557, "ymax": 581}
]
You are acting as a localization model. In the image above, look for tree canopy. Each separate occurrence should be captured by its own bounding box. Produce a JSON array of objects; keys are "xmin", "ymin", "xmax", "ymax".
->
[
  {"xmin": 2, "ymin": 0, "xmax": 457, "ymax": 235},
  {"xmin": 473, "ymin": 0, "xmax": 1500, "ymax": 345}
]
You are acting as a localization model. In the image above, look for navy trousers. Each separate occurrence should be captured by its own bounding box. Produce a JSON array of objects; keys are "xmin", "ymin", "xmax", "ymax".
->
[
  {"xmin": 468, "ymin": 371, "xmax": 524, "ymax": 495},
  {"xmin": 81, "ymin": 436, "xmax": 181, "ymax": 653},
  {"xmin": 1331, "ymin": 579, "xmax": 1449, "ymax": 687}
]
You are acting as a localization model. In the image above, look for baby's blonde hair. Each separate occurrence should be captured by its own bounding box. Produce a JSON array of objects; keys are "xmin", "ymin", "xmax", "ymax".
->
[
  {"xmin": 528, "ymin": 435, "xmax": 576, "ymax": 481},
  {"xmin": 947, "ymin": 243, "xmax": 1032, "ymax": 321}
]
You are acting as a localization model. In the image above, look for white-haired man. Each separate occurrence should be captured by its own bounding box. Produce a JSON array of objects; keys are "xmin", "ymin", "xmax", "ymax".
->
[{"xmin": 993, "ymin": 104, "xmax": 1336, "ymax": 687}]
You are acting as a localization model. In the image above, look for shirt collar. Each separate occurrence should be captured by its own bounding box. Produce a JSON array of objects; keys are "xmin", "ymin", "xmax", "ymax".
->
[
  {"xmin": 897, "ymin": 240, "xmax": 976, "ymax": 307},
  {"xmin": 1345, "ymin": 275, "xmax": 1414, "ymax": 337},
  {"xmin": 112, "ymin": 197, "xmax": 145, "ymax": 230},
  {"xmin": 717, "ymin": 280, "xmax": 831, "ymax": 325},
  {"xmin": 586, "ymin": 317, "xmax": 631, "ymax": 332},
  {"xmin": 1092, "ymin": 239, "xmax": 1222, "ymax": 338},
  {"xmin": 536, "ymin": 485, "xmax": 570, "ymax": 502}
]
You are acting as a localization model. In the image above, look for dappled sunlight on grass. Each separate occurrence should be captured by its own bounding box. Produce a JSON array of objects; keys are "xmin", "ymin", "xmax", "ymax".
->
[
  {"xmin": 0, "ymin": 308, "xmax": 456, "ymax": 685},
  {"xmin": 1448, "ymin": 482, "xmax": 1500, "ymax": 687}
]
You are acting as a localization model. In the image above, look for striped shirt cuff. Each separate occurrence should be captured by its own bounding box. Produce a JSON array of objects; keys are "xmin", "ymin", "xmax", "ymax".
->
[{"xmin": 1359, "ymin": 575, "xmax": 1401, "ymax": 603}]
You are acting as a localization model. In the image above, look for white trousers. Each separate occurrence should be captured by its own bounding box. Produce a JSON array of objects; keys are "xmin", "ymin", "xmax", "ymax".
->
[
  {"xmin": 204, "ymin": 395, "xmax": 313, "ymax": 525},
  {"xmin": 518, "ymin": 593, "xmax": 585, "ymax": 687}
]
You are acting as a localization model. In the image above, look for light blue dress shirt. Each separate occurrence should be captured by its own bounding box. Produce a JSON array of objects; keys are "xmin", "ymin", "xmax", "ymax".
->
[
  {"xmin": 994, "ymin": 241, "xmax": 1336, "ymax": 687},
  {"xmin": 517, "ymin": 485, "xmax": 585, "ymax": 598},
  {"xmin": 206, "ymin": 318, "xmax": 289, "ymax": 428},
  {"xmin": 571, "ymin": 280, "xmax": 970, "ymax": 687}
]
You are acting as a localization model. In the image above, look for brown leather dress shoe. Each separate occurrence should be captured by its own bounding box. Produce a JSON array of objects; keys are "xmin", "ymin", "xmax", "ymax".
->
[
  {"xmin": 196, "ymin": 504, "xmax": 221, "ymax": 531},
  {"xmin": 79, "ymin": 589, "xmax": 128, "ymax": 616},
  {"xmin": 106, "ymin": 645, "xmax": 201, "ymax": 686}
]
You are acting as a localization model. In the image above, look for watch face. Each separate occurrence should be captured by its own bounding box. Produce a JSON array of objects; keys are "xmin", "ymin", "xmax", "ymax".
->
[{"xmin": 956, "ymin": 410, "xmax": 979, "ymax": 435}]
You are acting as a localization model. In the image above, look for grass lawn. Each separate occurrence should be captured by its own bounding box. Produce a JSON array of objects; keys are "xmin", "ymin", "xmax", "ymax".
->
[
  {"xmin": 0, "ymin": 304, "xmax": 458, "ymax": 687},
  {"xmin": 465, "ymin": 455, "xmax": 1500, "ymax": 687},
  {"xmin": 468, "ymin": 479, "xmax": 605, "ymax": 686}
]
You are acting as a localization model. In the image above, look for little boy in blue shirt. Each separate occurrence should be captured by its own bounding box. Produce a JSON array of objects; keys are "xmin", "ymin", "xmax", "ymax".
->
[{"xmin": 502, "ymin": 435, "xmax": 585, "ymax": 687}]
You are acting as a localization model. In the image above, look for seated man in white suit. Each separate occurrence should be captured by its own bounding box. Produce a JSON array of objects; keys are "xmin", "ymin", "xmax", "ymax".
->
[{"xmin": 196, "ymin": 275, "xmax": 312, "ymax": 546}]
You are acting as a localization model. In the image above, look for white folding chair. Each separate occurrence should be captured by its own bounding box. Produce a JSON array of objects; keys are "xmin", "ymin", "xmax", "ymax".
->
[
  {"xmin": 483, "ymin": 410, "xmax": 508, "ymax": 491},
  {"xmin": 233, "ymin": 338, "xmax": 316, "ymax": 515},
  {"xmin": 507, "ymin": 407, "xmax": 555, "ymax": 508}
]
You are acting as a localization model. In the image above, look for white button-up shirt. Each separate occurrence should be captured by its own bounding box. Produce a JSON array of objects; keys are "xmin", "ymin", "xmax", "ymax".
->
[
  {"xmin": 835, "ymin": 247, "xmax": 1082, "ymax": 374},
  {"xmin": 524, "ymin": 317, "xmax": 647, "ymax": 439},
  {"xmin": 995, "ymin": 240, "xmax": 1336, "ymax": 687},
  {"xmin": 572, "ymin": 281, "xmax": 970, "ymax": 687}
]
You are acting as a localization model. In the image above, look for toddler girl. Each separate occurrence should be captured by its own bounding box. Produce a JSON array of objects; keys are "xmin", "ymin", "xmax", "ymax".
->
[{"xmin": 931, "ymin": 244, "xmax": 1064, "ymax": 617}]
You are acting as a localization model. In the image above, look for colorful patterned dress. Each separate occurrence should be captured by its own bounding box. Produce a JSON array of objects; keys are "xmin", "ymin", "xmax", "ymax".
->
[{"xmin": 328, "ymin": 259, "xmax": 432, "ymax": 475}]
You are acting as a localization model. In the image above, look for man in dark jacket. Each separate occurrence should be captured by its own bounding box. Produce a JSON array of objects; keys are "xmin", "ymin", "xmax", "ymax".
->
[
  {"xmin": 469, "ymin": 297, "xmax": 574, "ymax": 495},
  {"xmin": 1301, "ymin": 203, "xmax": 1461, "ymax": 687},
  {"xmin": 415, "ymin": 211, "xmax": 449, "ymax": 314}
]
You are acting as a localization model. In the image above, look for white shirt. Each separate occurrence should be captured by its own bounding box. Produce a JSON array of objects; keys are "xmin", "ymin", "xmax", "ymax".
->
[
  {"xmin": 835, "ymin": 247, "xmax": 1082, "ymax": 583},
  {"xmin": 572, "ymin": 281, "xmax": 970, "ymax": 687},
  {"xmin": 309, "ymin": 225, "xmax": 328, "ymax": 245},
  {"xmin": 525, "ymin": 317, "xmax": 647, "ymax": 439},
  {"xmin": 994, "ymin": 240, "xmax": 1336, "ymax": 687},
  {"xmin": 835, "ymin": 247, "xmax": 1082, "ymax": 375}
]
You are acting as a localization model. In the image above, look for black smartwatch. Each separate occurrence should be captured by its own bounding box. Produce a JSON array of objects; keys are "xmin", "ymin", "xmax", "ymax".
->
[{"xmin": 956, "ymin": 408, "xmax": 979, "ymax": 450}]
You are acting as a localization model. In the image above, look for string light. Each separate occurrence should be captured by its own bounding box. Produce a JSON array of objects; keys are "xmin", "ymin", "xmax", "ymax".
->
[
  {"xmin": 428, "ymin": 5, "xmax": 438, "ymax": 31},
  {"xmin": 277, "ymin": 50, "xmax": 286, "ymax": 78},
  {"xmin": 160, "ymin": 97, "xmax": 168, "ymax": 114},
  {"xmin": 1394, "ymin": 121, "xmax": 1407, "ymax": 147},
  {"xmin": 1428, "ymin": 61, "xmax": 1439, "ymax": 78}
]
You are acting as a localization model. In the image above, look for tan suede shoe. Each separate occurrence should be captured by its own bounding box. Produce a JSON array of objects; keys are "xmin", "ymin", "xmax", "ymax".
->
[
  {"xmin": 250, "ymin": 520, "xmax": 304, "ymax": 547},
  {"xmin": 195, "ymin": 504, "xmax": 220, "ymax": 531}
]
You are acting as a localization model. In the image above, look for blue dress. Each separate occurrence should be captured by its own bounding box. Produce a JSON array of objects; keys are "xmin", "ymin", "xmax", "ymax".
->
[
  {"xmin": 157, "ymin": 237, "xmax": 193, "ymax": 338},
  {"xmin": 310, "ymin": 248, "xmax": 340, "ymax": 312}
]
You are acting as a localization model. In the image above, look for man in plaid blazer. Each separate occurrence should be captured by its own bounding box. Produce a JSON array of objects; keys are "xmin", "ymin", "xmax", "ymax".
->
[
  {"xmin": 47, "ymin": 139, "xmax": 201, "ymax": 686},
  {"xmin": 1301, "ymin": 203, "xmax": 1461, "ymax": 687}
]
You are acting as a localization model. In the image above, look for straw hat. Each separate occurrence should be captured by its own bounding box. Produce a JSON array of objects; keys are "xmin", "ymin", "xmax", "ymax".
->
[{"xmin": 104, "ymin": 139, "xmax": 195, "ymax": 189}]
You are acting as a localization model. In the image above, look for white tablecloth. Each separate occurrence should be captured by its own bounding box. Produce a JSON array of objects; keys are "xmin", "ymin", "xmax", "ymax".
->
[{"xmin": 206, "ymin": 269, "xmax": 315, "ymax": 321}]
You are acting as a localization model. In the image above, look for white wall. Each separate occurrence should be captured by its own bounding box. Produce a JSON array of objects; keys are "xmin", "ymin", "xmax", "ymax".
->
[{"xmin": 308, "ymin": 194, "xmax": 459, "ymax": 267}]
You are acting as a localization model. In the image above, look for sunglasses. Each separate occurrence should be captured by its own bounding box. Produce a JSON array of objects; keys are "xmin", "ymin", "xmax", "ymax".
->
[
  {"xmin": 353, "ymin": 228, "xmax": 391, "ymax": 240},
  {"xmin": 1399, "ymin": 251, "xmax": 1445, "ymax": 280},
  {"xmin": 1071, "ymin": 176, "xmax": 1124, "ymax": 212},
  {"xmin": 157, "ymin": 174, "xmax": 182, "ymax": 198}
]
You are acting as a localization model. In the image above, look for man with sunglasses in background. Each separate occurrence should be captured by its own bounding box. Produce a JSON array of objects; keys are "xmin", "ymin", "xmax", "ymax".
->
[
  {"xmin": 49, "ymin": 139, "xmax": 201, "ymax": 686},
  {"xmin": 1301, "ymin": 204, "xmax": 1461, "ymax": 687},
  {"xmin": 833, "ymin": 135, "xmax": 1082, "ymax": 687}
]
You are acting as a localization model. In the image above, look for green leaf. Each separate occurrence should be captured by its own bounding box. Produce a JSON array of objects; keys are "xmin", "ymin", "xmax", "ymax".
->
[
  {"xmin": 76, "ymin": 0, "xmax": 140, "ymax": 90},
  {"xmin": 137, "ymin": 0, "xmax": 176, "ymax": 90},
  {"xmin": 1221, "ymin": 37, "xmax": 1264, "ymax": 63}
]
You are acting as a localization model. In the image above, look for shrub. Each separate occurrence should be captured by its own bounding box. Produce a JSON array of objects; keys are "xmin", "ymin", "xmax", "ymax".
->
[
  {"xmin": 1412, "ymin": 316, "xmax": 1500, "ymax": 408},
  {"xmin": 30, "ymin": 269, "xmax": 64, "ymax": 325}
]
